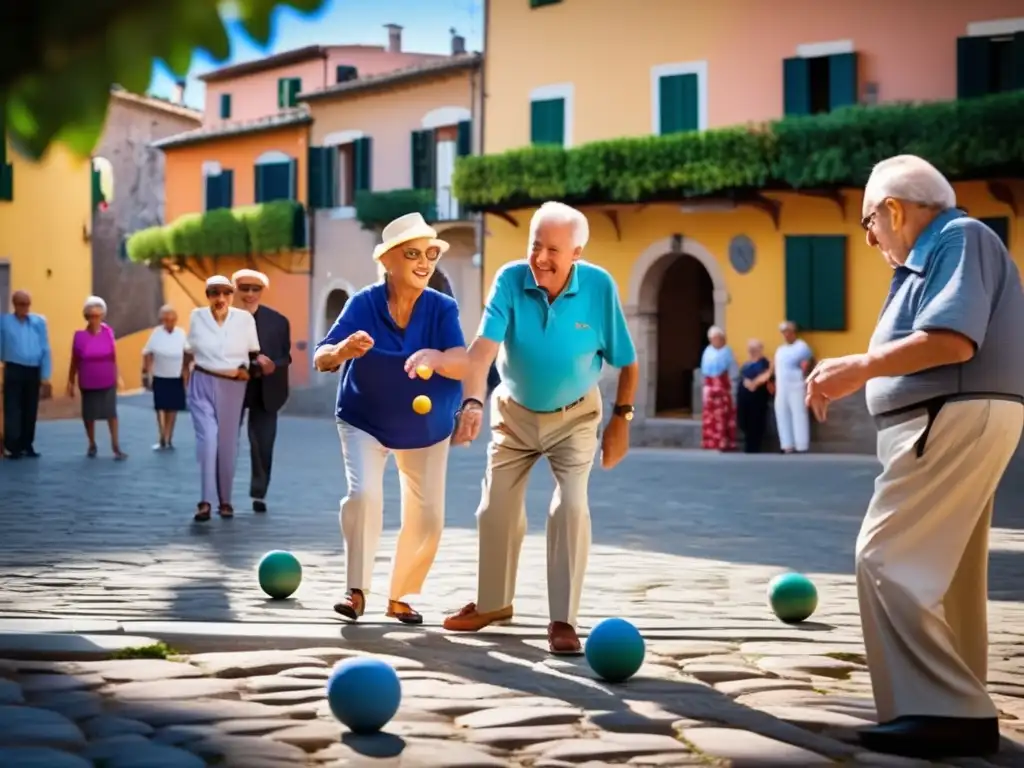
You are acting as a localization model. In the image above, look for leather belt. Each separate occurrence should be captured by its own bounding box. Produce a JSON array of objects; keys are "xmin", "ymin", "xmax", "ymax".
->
[
  {"xmin": 525, "ymin": 395, "xmax": 586, "ymax": 415},
  {"xmin": 194, "ymin": 365, "xmax": 241, "ymax": 381}
]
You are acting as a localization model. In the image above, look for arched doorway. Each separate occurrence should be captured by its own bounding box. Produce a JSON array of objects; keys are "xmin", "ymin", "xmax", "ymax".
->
[
  {"xmin": 654, "ymin": 256, "xmax": 714, "ymax": 415},
  {"xmin": 324, "ymin": 289, "xmax": 349, "ymax": 330}
]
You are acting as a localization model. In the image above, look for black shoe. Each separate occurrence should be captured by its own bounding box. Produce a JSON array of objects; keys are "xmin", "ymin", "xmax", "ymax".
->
[
  {"xmin": 3, "ymin": 449, "xmax": 22, "ymax": 459},
  {"xmin": 23, "ymin": 448, "xmax": 40, "ymax": 458},
  {"xmin": 253, "ymin": 499, "xmax": 267, "ymax": 513},
  {"xmin": 859, "ymin": 715, "xmax": 1000, "ymax": 758}
]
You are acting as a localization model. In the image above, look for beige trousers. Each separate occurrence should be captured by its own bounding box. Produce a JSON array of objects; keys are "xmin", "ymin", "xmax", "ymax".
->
[
  {"xmin": 337, "ymin": 422, "xmax": 449, "ymax": 600},
  {"xmin": 475, "ymin": 387, "xmax": 602, "ymax": 625},
  {"xmin": 857, "ymin": 398, "xmax": 1023, "ymax": 722}
]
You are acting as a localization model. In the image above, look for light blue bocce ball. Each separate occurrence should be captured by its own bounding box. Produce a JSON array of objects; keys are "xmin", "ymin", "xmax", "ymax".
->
[
  {"xmin": 584, "ymin": 617, "xmax": 646, "ymax": 683},
  {"xmin": 326, "ymin": 657, "xmax": 402, "ymax": 733},
  {"xmin": 767, "ymin": 571, "xmax": 818, "ymax": 624},
  {"xmin": 257, "ymin": 551, "xmax": 302, "ymax": 600}
]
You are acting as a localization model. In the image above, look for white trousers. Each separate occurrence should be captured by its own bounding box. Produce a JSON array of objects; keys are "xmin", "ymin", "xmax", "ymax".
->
[
  {"xmin": 857, "ymin": 399, "xmax": 1023, "ymax": 721},
  {"xmin": 337, "ymin": 423, "xmax": 450, "ymax": 600},
  {"xmin": 774, "ymin": 381, "xmax": 810, "ymax": 452}
]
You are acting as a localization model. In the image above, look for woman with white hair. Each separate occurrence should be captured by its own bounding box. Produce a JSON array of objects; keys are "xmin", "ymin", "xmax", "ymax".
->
[
  {"xmin": 314, "ymin": 212, "xmax": 468, "ymax": 625},
  {"xmin": 67, "ymin": 296, "xmax": 126, "ymax": 459},
  {"xmin": 699, "ymin": 325, "xmax": 737, "ymax": 451},
  {"xmin": 774, "ymin": 320, "xmax": 814, "ymax": 453},
  {"xmin": 142, "ymin": 305, "xmax": 188, "ymax": 450}
]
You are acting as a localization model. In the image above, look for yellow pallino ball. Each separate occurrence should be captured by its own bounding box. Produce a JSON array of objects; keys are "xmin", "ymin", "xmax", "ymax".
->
[
  {"xmin": 412, "ymin": 395, "xmax": 432, "ymax": 415},
  {"xmin": 415, "ymin": 364, "xmax": 433, "ymax": 380}
]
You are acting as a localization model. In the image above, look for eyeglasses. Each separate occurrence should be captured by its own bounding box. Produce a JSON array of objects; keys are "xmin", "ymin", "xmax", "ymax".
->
[
  {"xmin": 206, "ymin": 289, "xmax": 233, "ymax": 298},
  {"xmin": 403, "ymin": 247, "xmax": 441, "ymax": 262},
  {"xmin": 237, "ymin": 284, "xmax": 263, "ymax": 293},
  {"xmin": 85, "ymin": 313, "xmax": 104, "ymax": 321}
]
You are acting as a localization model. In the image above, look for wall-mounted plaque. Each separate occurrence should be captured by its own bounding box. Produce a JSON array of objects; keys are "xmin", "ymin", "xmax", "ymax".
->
[{"xmin": 728, "ymin": 234, "xmax": 756, "ymax": 274}]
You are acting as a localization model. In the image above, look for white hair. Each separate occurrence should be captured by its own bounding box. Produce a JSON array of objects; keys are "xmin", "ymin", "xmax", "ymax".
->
[
  {"xmin": 863, "ymin": 155, "xmax": 956, "ymax": 212},
  {"xmin": 83, "ymin": 295, "xmax": 107, "ymax": 316},
  {"xmin": 529, "ymin": 201, "xmax": 590, "ymax": 250},
  {"xmin": 158, "ymin": 304, "xmax": 176, "ymax": 316},
  {"xmin": 779, "ymin": 320, "xmax": 796, "ymax": 333},
  {"xmin": 707, "ymin": 325, "xmax": 725, "ymax": 341}
]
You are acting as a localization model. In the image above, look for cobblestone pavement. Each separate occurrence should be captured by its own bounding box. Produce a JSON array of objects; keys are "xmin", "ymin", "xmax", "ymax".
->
[{"xmin": 2, "ymin": 399, "xmax": 1024, "ymax": 766}]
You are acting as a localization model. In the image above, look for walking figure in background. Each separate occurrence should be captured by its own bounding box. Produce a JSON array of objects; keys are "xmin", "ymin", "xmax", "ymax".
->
[
  {"xmin": 68, "ymin": 296, "xmax": 126, "ymax": 460},
  {"xmin": 184, "ymin": 276, "xmax": 260, "ymax": 522},
  {"xmin": 806, "ymin": 155, "xmax": 1024, "ymax": 759},
  {"xmin": 736, "ymin": 339, "xmax": 773, "ymax": 453},
  {"xmin": 142, "ymin": 305, "xmax": 188, "ymax": 450},
  {"xmin": 773, "ymin": 320, "xmax": 813, "ymax": 453},
  {"xmin": 233, "ymin": 269, "xmax": 291, "ymax": 514},
  {"xmin": 0, "ymin": 290, "xmax": 52, "ymax": 458},
  {"xmin": 699, "ymin": 325, "xmax": 736, "ymax": 451}
]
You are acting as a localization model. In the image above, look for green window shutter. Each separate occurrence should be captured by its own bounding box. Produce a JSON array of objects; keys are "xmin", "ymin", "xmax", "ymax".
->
[
  {"xmin": 809, "ymin": 236, "xmax": 847, "ymax": 331},
  {"xmin": 336, "ymin": 65, "xmax": 358, "ymax": 83},
  {"xmin": 1012, "ymin": 32, "xmax": 1024, "ymax": 91},
  {"xmin": 411, "ymin": 129, "xmax": 436, "ymax": 189},
  {"xmin": 205, "ymin": 174, "xmax": 220, "ymax": 211},
  {"xmin": 353, "ymin": 137, "xmax": 373, "ymax": 192},
  {"xmin": 308, "ymin": 146, "xmax": 326, "ymax": 208},
  {"xmin": 257, "ymin": 162, "xmax": 293, "ymax": 202},
  {"xmin": 957, "ymin": 36, "xmax": 992, "ymax": 99},
  {"xmin": 980, "ymin": 216, "xmax": 1010, "ymax": 248},
  {"xmin": 0, "ymin": 163, "xmax": 12, "ymax": 202},
  {"xmin": 221, "ymin": 170, "xmax": 234, "ymax": 208},
  {"xmin": 254, "ymin": 164, "xmax": 265, "ymax": 202},
  {"xmin": 530, "ymin": 98, "xmax": 564, "ymax": 145},
  {"xmin": 784, "ymin": 236, "xmax": 814, "ymax": 331},
  {"xmin": 783, "ymin": 57, "xmax": 811, "ymax": 116},
  {"xmin": 277, "ymin": 78, "xmax": 301, "ymax": 108},
  {"xmin": 277, "ymin": 78, "xmax": 288, "ymax": 109},
  {"xmin": 219, "ymin": 94, "xmax": 231, "ymax": 119},
  {"xmin": 530, "ymin": 0, "xmax": 561, "ymax": 6},
  {"xmin": 411, "ymin": 130, "xmax": 427, "ymax": 188},
  {"xmin": 0, "ymin": 99, "xmax": 7, "ymax": 165},
  {"xmin": 91, "ymin": 166, "xmax": 105, "ymax": 209},
  {"xmin": 288, "ymin": 78, "xmax": 302, "ymax": 107},
  {"xmin": 659, "ymin": 73, "xmax": 698, "ymax": 135},
  {"xmin": 456, "ymin": 119, "xmax": 472, "ymax": 156},
  {"xmin": 828, "ymin": 52, "xmax": 858, "ymax": 110}
]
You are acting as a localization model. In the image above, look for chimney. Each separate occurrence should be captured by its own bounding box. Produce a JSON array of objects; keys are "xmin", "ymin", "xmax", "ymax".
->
[
  {"xmin": 450, "ymin": 27, "xmax": 466, "ymax": 56},
  {"xmin": 384, "ymin": 23, "xmax": 403, "ymax": 53},
  {"xmin": 171, "ymin": 79, "xmax": 186, "ymax": 105}
]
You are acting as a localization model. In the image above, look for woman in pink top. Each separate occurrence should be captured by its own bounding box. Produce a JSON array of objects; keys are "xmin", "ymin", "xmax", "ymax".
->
[{"xmin": 67, "ymin": 296, "xmax": 126, "ymax": 459}]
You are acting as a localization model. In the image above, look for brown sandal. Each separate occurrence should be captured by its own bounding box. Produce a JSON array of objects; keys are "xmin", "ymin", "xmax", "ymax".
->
[
  {"xmin": 218, "ymin": 503, "xmax": 234, "ymax": 518},
  {"xmin": 387, "ymin": 600, "xmax": 423, "ymax": 625},
  {"xmin": 194, "ymin": 502, "xmax": 212, "ymax": 522},
  {"xmin": 334, "ymin": 589, "xmax": 365, "ymax": 621}
]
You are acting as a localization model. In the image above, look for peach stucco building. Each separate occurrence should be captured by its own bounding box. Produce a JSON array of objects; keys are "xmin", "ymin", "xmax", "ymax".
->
[
  {"xmin": 475, "ymin": 0, "xmax": 1024, "ymax": 452},
  {"xmin": 302, "ymin": 50, "xmax": 483, "ymax": 345}
]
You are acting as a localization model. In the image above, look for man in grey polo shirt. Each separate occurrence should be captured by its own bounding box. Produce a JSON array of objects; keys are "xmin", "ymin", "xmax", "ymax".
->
[{"xmin": 805, "ymin": 155, "xmax": 1024, "ymax": 759}]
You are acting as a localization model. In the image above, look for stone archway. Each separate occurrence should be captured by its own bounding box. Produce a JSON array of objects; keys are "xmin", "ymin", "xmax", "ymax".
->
[
  {"xmin": 625, "ymin": 236, "xmax": 729, "ymax": 420},
  {"xmin": 315, "ymin": 277, "xmax": 357, "ymax": 345}
]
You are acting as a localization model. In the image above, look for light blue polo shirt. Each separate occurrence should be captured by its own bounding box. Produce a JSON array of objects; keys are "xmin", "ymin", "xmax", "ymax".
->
[
  {"xmin": 865, "ymin": 209, "xmax": 1024, "ymax": 416},
  {"xmin": 479, "ymin": 260, "xmax": 636, "ymax": 412}
]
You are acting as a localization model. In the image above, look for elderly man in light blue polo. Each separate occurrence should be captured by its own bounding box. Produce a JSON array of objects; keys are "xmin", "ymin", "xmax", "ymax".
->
[
  {"xmin": 806, "ymin": 155, "xmax": 1024, "ymax": 760},
  {"xmin": 444, "ymin": 201, "xmax": 638, "ymax": 655}
]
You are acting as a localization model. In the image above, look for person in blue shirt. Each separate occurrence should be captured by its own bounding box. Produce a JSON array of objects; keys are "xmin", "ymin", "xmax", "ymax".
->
[
  {"xmin": 442, "ymin": 201, "xmax": 639, "ymax": 656},
  {"xmin": 313, "ymin": 213, "xmax": 469, "ymax": 626},
  {"xmin": 1, "ymin": 290, "xmax": 53, "ymax": 458},
  {"xmin": 699, "ymin": 325, "xmax": 737, "ymax": 451}
]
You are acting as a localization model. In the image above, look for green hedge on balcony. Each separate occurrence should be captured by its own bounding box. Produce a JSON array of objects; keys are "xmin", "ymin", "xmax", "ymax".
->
[
  {"xmin": 126, "ymin": 200, "xmax": 306, "ymax": 266},
  {"xmin": 355, "ymin": 188, "xmax": 437, "ymax": 230},
  {"xmin": 453, "ymin": 91, "xmax": 1024, "ymax": 210}
]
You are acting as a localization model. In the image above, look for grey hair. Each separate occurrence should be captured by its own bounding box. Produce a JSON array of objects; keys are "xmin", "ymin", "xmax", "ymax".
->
[
  {"xmin": 747, "ymin": 338, "xmax": 764, "ymax": 350},
  {"xmin": 779, "ymin": 320, "xmax": 796, "ymax": 333},
  {"xmin": 707, "ymin": 325, "xmax": 725, "ymax": 341},
  {"xmin": 529, "ymin": 201, "xmax": 590, "ymax": 250},
  {"xmin": 863, "ymin": 155, "xmax": 956, "ymax": 212},
  {"xmin": 158, "ymin": 304, "xmax": 176, "ymax": 316},
  {"xmin": 83, "ymin": 295, "xmax": 107, "ymax": 317}
]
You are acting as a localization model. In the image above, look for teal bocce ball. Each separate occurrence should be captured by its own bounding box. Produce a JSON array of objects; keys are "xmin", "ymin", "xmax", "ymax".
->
[
  {"xmin": 584, "ymin": 618, "xmax": 646, "ymax": 683},
  {"xmin": 327, "ymin": 657, "xmax": 401, "ymax": 733},
  {"xmin": 258, "ymin": 551, "xmax": 302, "ymax": 600},
  {"xmin": 767, "ymin": 572, "xmax": 818, "ymax": 624}
]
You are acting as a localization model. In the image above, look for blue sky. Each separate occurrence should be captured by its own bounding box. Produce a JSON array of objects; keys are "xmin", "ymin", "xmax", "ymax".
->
[{"xmin": 149, "ymin": 0, "xmax": 485, "ymax": 110}]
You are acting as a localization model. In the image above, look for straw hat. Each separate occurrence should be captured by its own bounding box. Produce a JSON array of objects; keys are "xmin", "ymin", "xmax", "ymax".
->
[{"xmin": 372, "ymin": 213, "xmax": 449, "ymax": 261}]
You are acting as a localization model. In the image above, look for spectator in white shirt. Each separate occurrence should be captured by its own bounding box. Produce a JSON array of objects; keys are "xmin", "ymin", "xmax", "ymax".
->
[
  {"xmin": 183, "ymin": 276, "xmax": 260, "ymax": 522},
  {"xmin": 142, "ymin": 305, "xmax": 188, "ymax": 451}
]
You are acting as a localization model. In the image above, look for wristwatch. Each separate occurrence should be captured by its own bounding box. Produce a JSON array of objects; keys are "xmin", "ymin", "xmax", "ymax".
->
[{"xmin": 612, "ymin": 404, "xmax": 635, "ymax": 421}]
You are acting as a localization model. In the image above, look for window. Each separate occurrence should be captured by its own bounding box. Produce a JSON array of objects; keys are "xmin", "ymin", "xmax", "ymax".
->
[
  {"xmin": 336, "ymin": 65, "xmax": 358, "ymax": 84},
  {"xmin": 784, "ymin": 235, "xmax": 847, "ymax": 332},
  {"xmin": 219, "ymin": 94, "xmax": 232, "ymax": 119},
  {"xmin": 307, "ymin": 137, "xmax": 372, "ymax": 209},
  {"xmin": 411, "ymin": 129, "xmax": 436, "ymax": 190},
  {"xmin": 783, "ymin": 50, "xmax": 859, "ymax": 116},
  {"xmin": 204, "ymin": 170, "xmax": 234, "ymax": 211},
  {"xmin": 652, "ymin": 62, "xmax": 707, "ymax": 135},
  {"xmin": 957, "ymin": 33, "xmax": 1024, "ymax": 99},
  {"xmin": 530, "ymin": 0, "xmax": 561, "ymax": 6},
  {"xmin": 0, "ymin": 101, "xmax": 12, "ymax": 202},
  {"xmin": 531, "ymin": 99, "xmax": 565, "ymax": 146},
  {"xmin": 277, "ymin": 77, "xmax": 302, "ymax": 109},
  {"xmin": 91, "ymin": 157, "xmax": 114, "ymax": 210},
  {"xmin": 254, "ymin": 152, "xmax": 297, "ymax": 203},
  {"xmin": 980, "ymin": 217, "xmax": 1011, "ymax": 249}
]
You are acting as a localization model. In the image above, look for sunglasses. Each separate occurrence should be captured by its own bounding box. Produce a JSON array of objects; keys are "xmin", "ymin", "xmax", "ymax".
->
[
  {"xmin": 85, "ymin": 312, "xmax": 104, "ymax": 320},
  {"xmin": 206, "ymin": 289, "xmax": 233, "ymax": 298},
  {"xmin": 237, "ymin": 284, "xmax": 263, "ymax": 293},
  {"xmin": 403, "ymin": 247, "xmax": 441, "ymax": 262}
]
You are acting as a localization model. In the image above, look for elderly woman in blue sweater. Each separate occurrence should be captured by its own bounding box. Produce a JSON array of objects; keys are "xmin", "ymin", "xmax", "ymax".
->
[{"xmin": 314, "ymin": 213, "xmax": 468, "ymax": 625}]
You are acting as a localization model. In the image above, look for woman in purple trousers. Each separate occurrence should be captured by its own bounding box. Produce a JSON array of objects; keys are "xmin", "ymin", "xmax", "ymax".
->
[{"xmin": 183, "ymin": 276, "xmax": 260, "ymax": 522}]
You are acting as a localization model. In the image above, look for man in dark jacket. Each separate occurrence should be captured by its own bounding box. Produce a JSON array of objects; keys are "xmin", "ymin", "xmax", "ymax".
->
[{"xmin": 233, "ymin": 269, "xmax": 292, "ymax": 513}]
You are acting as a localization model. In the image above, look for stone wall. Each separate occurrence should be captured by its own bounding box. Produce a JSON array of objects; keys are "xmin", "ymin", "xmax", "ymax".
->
[{"xmin": 91, "ymin": 95, "xmax": 200, "ymax": 337}]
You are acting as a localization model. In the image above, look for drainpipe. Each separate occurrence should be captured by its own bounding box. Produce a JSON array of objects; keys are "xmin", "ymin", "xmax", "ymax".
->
[{"xmin": 477, "ymin": 0, "xmax": 491, "ymax": 316}]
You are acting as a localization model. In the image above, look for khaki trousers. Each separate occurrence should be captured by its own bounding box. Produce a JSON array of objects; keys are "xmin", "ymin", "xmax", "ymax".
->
[
  {"xmin": 857, "ymin": 399, "xmax": 1023, "ymax": 722},
  {"xmin": 337, "ymin": 423, "xmax": 449, "ymax": 600},
  {"xmin": 475, "ymin": 387, "xmax": 602, "ymax": 625}
]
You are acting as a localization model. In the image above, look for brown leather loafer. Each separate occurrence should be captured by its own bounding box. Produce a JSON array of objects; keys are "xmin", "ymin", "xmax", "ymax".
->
[
  {"xmin": 548, "ymin": 621, "xmax": 583, "ymax": 656},
  {"xmin": 443, "ymin": 602, "xmax": 513, "ymax": 632}
]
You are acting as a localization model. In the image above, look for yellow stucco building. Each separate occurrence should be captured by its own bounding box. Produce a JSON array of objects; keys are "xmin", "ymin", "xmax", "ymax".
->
[
  {"xmin": 460, "ymin": 0, "xmax": 1022, "ymax": 452},
  {"xmin": 0, "ymin": 130, "xmax": 93, "ymax": 398}
]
